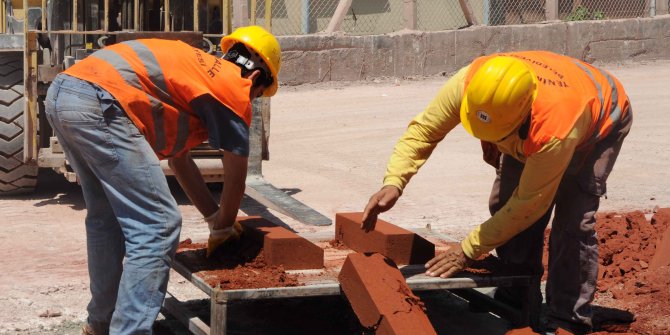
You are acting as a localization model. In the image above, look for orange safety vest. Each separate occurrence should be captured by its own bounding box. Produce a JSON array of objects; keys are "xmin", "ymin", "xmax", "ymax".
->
[
  {"xmin": 64, "ymin": 39, "xmax": 252, "ymax": 159},
  {"xmin": 465, "ymin": 51, "xmax": 630, "ymax": 156}
]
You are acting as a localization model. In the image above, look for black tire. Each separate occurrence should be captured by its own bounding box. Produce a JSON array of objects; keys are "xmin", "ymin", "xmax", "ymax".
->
[{"xmin": 0, "ymin": 52, "xmax": 38, "ymax": 195}]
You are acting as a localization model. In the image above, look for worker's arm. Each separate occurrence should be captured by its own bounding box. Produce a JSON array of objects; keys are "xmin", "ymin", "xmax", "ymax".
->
[
  {"xmin": 174, "ymin": 94, "xmax": 250, "ymax": 221},
  {"xmin": 214, "ymin": 150, "xmax": 247, "ymax": 229},
  {"xmin": 382, "ymin": 66, "xmax": 469, "ymax": 191},
  {"xmin": 169, "ymin": 153, "xmax": 219, "ymax": 217},
  {"xmin": 460, "ymin": 117, "xmax": 590, "ymax": 259},
  {"xmin": 425, "ymin": 133, "xmax": 581, "ymax": 277},
  {"xmin": 363, "ymin": 66, "xmax": 469, "ymax": 228}
]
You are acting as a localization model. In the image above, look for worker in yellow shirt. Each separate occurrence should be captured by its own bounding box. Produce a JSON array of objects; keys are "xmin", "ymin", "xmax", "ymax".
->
[{"xmin": 362, "ymin": 51, "xmax": 632, "ymax": 334}]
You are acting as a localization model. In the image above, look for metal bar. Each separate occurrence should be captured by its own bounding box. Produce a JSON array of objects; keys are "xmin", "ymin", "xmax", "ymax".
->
[
  {"xmin": 402, "ymin": 0, "xmax": 416, "ymax": 30},
  {"xmin": 162, "ymin": 296, "xmax": 210, "ymax": 335},
  {"xmin": 250, "ymin": 0, "xmax": 256, "ymax": 25},
  {"xmin": 545, "ymin": 0, "xmax": 559, "ymax": 21},
  {"xmin": 458, "ymin": 0, "xmax": 479, "ymax": 26},
  {"xmin": 104, "ymin": 0, "xmax": 109, "ymax": 31},
  {"xmin": 325, "ymin": 0, "xmax": 352, "ymax": 33},
  {"xmin": 245, "ymin": 176, "xmax": 332, "ymax": 226},
  {"xmin": 172, "ymin": 254, "xmax": 216, "ymax": 296},
  {"xmin": 164, "ymin": 0, "xmax": 170, "ymax": 31},
  {"xmin": 210, "ymin": 298, "xmax": 228, "ymax": 335},
  {"xmin": 23, "ymin": 31, "xmax": 39, "ymax": 164},
  {"xmin": 450, "ymin": 288, "xmax": 528, "ymax": 327},
  {"xmin": 301, "ymin": 0, "xmax": 309, "ymax": 33},
  {"xmin": 133, "ymin": 0, "xmax": 139, "ymax": 30},
  {"xmin": 73, "ymin": 0, "xmax": 78, "ymax": 31},
  {"xmin": 483, "ymin": 0, "xmax": 489, "ymax": 25},
  {"xmin": 264, "ymin": 0, "xmax": 271, "ymax": 31}
]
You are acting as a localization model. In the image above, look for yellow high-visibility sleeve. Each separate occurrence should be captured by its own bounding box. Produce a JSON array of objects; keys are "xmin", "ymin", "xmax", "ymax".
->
[
  {"xmin": 382, "ymin": 66, "xmax": 470, "ymax": 190},
  {"xmin": 461, "ymin": 109, "xmax": 592, "ymax": 259}
]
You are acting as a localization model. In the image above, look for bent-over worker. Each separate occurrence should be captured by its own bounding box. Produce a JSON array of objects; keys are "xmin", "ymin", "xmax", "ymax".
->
[
  {"xmin": 45, "ymin": 26, "xmax": 281, "ymax": 334},
  {"xmin": 362, "ymin": 51, "xmax": 632, "ymax": 334}
]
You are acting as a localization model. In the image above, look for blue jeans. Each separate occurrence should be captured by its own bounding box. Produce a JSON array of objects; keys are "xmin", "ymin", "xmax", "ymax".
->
[{"xmin": 45, "ymin": 74, "xmax": 181, "ymax": 334}]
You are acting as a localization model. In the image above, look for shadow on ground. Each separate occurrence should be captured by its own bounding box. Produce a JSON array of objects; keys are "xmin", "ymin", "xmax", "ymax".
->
[{"xmin": 155, "ymin": 290, "xmax": 513, "ymax": 335}]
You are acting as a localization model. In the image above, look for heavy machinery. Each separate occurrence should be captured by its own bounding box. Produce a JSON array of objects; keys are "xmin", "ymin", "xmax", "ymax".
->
[{"xmin": 0, "ymin": 0, "xmax": 330, "ymax": 226}]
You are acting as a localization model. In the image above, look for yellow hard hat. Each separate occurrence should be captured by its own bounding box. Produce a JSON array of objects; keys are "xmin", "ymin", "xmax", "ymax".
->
[
  {"xmin": 460, "ymin": 56, "xmax": 538, "ymax": 142},
  {"xmin": 221, "ymin": 26, "xmax": 281, "ymax": 97}
]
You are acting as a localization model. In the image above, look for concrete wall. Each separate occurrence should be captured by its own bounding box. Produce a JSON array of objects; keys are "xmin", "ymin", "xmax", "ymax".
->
[{"xmin": 277, "ymin": 15, "xmax": 670, "ymax": 85}]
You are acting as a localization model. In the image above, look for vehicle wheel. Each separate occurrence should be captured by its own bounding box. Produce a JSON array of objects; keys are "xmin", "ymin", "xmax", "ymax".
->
[{"xmin": 0, "ymin": 52, "xmax": 37, "ymax": 195}]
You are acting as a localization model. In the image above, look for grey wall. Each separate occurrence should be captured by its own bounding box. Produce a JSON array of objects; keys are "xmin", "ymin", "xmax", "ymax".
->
[{"xmin": 277, "ymin": 15, "xmax": 670, "ymax": 85}]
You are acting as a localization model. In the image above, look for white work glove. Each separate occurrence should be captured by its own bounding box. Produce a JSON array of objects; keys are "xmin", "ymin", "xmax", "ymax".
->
[{"xmin": 204, "ymin": 210, "xmax": 243, "ymax": 257}]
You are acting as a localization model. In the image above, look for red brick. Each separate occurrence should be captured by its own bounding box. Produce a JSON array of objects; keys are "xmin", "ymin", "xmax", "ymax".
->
[
  {"xmin": 335, "ymin": 212, "xmax": 435, "ymax": 265},
  {"xmin": 238, "ymin": 216, "xmax": 324, "ymax": 270},
  {"xmin": 338, "ymin": 253, "xmax": 436, "ymax": 335}
]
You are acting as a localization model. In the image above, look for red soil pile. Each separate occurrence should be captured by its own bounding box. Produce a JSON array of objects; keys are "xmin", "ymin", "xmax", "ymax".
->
[
  {"xmin": 175, "ymin": 236, "xmax": 300, "ymax": 290},
  {"xmin": 327, "ymin": 238, "xmax": 348, "ymax": 250},
  {"xmin": 542, "ymin": 208, "xmax": 670, "ymax": 334}
]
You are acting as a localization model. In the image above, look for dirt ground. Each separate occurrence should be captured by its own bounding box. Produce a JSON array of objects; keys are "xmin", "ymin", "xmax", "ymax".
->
[{"xmin": 1, "ymin": 59, "xmax": 669, "ymax": 334}]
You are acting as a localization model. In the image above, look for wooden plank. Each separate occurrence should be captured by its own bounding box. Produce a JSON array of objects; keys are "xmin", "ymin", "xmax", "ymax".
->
[
  {"xmin": 458, "ymin": 0, "xmax": 479, "ymax": 26},
  {"xmin": 73, "ymin": 0, "xmax": 78, "ymax": 31},
  {"xmin": 325, "ymin": 0, "xmax": 352, "ymax": 33},
  {"xmin": 133, "ymin": 0, "xmax": 139, "ymax": 30},
  {"xmin": 41, "ymin": 0, "xmax": 46, "ymax": 30},
  {"xmin": 250, "ymin": 0, "xmax": 256, "ymax": 25},
  {"xmin": 265, "ymin": 0, "xmax": 272, "ymax": 31},
  {"xmin": 194, "ymin": 0, "xmax": 200, "ymax": 31},
  {"xmin": 656, "ymin": 0, "xmax": 669, "ymax": 15},
  {"xmin": 1, "ymin": 0, "xmax": 5, "ymax": 34},
  {"xmin": 104, "ymin": 0, "xmax": 109, "ymax": 31},
  {"xmin": 233, "ymin": 0, "xmax": 249, "ymax": 28},
  {"xmin": 545, "ymin": 0, "xmax": 559, "ymax": 21},
  {"xmin": 403, "ymin": 0, "xmax": 417, "ymax": 30},
  {"xmin": 165, "ymin": 0, "xmax": 171, "ymax": 31}
]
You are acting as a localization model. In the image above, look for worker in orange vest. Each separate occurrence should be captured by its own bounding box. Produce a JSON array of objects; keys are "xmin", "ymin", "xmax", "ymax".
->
[
  {"xmin": 44, "ymin": 26, "xmax": 280, "ymax": 334},
  {"xmin": 363, "ymin": 51, "xmax": 632, "ymax": 334}
]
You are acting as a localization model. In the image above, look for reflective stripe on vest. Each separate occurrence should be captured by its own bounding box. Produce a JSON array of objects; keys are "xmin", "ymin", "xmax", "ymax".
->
[
  {"xmin": 571, "ymin": 60, "xmax": 622, "ymax": 145},
  {"xmin": 91, "ymin": 43, "xmax": 189, "ymax": 156}
]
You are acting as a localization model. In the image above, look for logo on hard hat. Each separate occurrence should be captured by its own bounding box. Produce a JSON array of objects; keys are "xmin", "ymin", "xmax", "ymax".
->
[{"xmin": 476, "ymin": 110, "xmax": 491, "ymax": 123}]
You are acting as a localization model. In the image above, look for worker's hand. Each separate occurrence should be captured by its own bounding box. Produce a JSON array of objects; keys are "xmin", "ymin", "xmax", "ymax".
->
[
  {"xmin": 481, "ymin": 141, "xmax": 501, "ymax": 169},
  {"xmin": 207, "ymin": 221, "xmax": 243, "ymax": 258},
  {"xmin": 204, "ymin": 208, "xmax": 243, "ymax": 231},
  {"xmin": 425, "ymin": 245, "xmax": 472, "ymax": 278},
  {"xmin": 362, "ymin": 185, "xmax": 401, "ymax": 232}
]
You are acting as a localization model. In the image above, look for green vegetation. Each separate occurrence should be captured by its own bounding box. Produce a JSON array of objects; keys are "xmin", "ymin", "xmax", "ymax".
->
[{"xmin": 566, "ymin": 5, "xmax": 606, "ymax": 21}]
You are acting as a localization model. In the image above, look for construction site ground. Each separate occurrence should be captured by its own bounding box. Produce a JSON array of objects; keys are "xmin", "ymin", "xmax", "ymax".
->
[{"xmin": 1, "ymin": 59, "xmax": 669, "ymax": 334}]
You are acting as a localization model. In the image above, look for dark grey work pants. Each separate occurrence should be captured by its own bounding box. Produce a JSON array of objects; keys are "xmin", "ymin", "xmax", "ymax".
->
[{"xmin": 489, "ymin": 109, "xmax": 633, "ymax": 333}]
